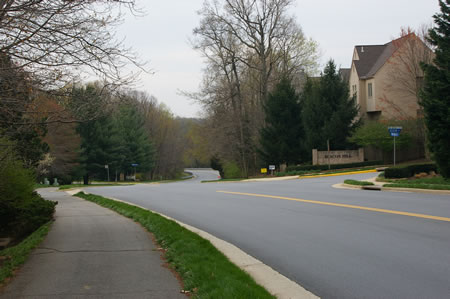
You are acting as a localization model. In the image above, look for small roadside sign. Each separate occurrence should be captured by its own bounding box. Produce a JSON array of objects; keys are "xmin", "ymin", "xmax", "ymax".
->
[
  {"xmin": 388, "ymin": 126, "xmax": 403, "ymax": 166},
  {"xmin": 269, "ymin": 165, "xmax": 276, "ymax": 171},
  {"xmin": 131, "ymin": 163, "xmax": 139, "ymax": 167},
  {"xmin": 388, "ymin": 126, "xmax": 402, "ymax": 137},
  {"xmin": 261, "ymin": 168, "xmax": 268, "ymax": 174}
]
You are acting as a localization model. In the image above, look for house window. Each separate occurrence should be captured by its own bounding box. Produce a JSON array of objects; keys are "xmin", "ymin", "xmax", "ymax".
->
[
  {"xmin": 352, "ymin": 84, "xmax": 357, "ymax": 95},
  {"xmin": 368, "ymin": 83, "xmax": 373, "ymax": 99}
]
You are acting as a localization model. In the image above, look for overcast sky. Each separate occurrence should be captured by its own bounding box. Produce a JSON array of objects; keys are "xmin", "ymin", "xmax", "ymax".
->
[{"xmin": 117, "ymin": 0, "xmax": 440, "ymax": 118}]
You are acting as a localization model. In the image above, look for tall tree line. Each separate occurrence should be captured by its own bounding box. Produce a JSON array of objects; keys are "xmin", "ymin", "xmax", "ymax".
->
[{"xmin": 191, "ymin": 0, "xmax": 319, "ymax": 176}]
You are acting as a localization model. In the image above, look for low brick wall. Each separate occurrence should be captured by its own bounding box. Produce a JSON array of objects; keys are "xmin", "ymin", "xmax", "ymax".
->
[{"xmin": 312, "ymin": 148, "xmax": 364, "ymax": 165}]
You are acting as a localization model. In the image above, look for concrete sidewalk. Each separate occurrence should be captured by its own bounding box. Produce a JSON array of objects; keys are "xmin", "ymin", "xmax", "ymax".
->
[{"xmin": 0, "ymin": 188, "xmax": 186, "ymax": 299}]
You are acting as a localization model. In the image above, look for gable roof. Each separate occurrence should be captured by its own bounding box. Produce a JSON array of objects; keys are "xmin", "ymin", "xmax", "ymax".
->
[
  {"xmin": 352, "ymin": 33, "xmax": 427, "ymax": 80},
  {"xmin": 339, "ymin": 68, "xmax": 350, "ymax": 82},
  {"xmin": 353, "ymin": 44, "xmax": 393, "ymax": 79}
]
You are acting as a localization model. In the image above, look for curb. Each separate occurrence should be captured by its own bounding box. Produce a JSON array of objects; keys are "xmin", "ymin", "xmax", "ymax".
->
[
  {"xmin": 244, "ymin": 176, "xmax": 299, "ymax": 182},
  {"xmin": 66, "ymin": 189, "xmax": 318, "ymax": 299},
  {"xmin": 334, "ymin": 183, "xmax": 450, "ymax": 196},
  {"xmin": 381, "ymin": 187, "xmax": 450, "ymax": 195}
]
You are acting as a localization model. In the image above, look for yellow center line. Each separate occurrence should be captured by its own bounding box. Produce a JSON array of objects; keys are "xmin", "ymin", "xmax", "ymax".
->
[
  {"xmin": 217, "ymin": 191, "xmax": 450, "ymax": 222},
  {"xmin": 298, "ymin": 169, "xmax": 377, "ymax": 179}
]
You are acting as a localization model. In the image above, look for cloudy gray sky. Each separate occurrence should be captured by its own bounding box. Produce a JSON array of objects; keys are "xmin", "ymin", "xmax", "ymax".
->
[{"xmin": 117, "ymin": 0, "xmax": 440, "ymax": 118}]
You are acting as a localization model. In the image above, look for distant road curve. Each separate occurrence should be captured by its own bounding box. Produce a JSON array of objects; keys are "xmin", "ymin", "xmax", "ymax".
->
[{"xmin": 184, "ymin": 168, "xmax": 221, "ymax": 182}]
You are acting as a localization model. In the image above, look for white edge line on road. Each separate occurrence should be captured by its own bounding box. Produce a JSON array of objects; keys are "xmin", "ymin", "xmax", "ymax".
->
[{"xmin": 65, "ymin": 189, "xmax": 319, "ymax": 299}]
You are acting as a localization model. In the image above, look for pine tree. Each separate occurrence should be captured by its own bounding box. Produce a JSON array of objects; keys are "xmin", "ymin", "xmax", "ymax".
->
[
  {"xmin": 259, "ymin": 77, "xmax": 305, "ymax": 166},
  {"xmin": 114, "ymin": 104, "xmax": 155, "ymax": 176},
  {"xmin": 302, "ymin": 60, "xmax": 360, "ymax": 156},
  {"xmin": 420, "ymin": 0, "xmax": 450, "ymax": 178},
  {"xmin": 72, "ymin": 86, "xmax": 156, "ymax": 183},
  {"xmin": 77, "ymin": 115, "xmax": 117, "ymax": 184}
]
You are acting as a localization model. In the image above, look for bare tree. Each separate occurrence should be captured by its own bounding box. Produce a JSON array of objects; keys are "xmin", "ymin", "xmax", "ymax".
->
[
  {"xmin": 381, "ymin": 26, "xmax": 435, "ymax": 158},
  {"xmin": 194, "ymin": 0, "xmax": 317, "ymax": 104},
  {"xmin": 135, "ymin": 92, "xmax": 186, "ymax": 180},
  {"xmin": 385, "ymin": 26, "xmax": 434, "ymax": 102},
  {"xmin": 0, "ymin": 0, "xmax": 147, "ymax": 133},
  {"xmin": 0, "ymin": 0, "xmax": 145, "ymax": 88},
  {"xmin": 190, "ymin": 0, "xmax": 318, "ymax": 175}
]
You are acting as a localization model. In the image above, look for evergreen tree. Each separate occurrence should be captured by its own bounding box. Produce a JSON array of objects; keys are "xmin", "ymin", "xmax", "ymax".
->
[
  {"xmin": 77, "ymin": 115, "xmax": 118, "ymax": 184},
  {"xmin": 72, "ymin": 85, "xmax": 122, "ymax": 184},
  {"xmin": 73, "ymin": 85, "xmax": 155, "ymax": 183},
  {"xmin": 420, "ymin": 0, "xmax": 450, "ymax": 178},
  {"xmin": 259, "ymin": 77, "xmax": 305, "ymax": 166},
  {"xmin": 114, "ymin": 103, "xmax": 155, "ymax": 176},
  {"xmin": 302, "ymin": 60, "xmax": 360, "ymax": 156}
]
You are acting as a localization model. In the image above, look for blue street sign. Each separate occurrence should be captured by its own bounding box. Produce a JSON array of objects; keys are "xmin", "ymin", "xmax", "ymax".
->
[
  {"xmin": 388, "ymin": 126, "xmax": 402, "ymax": 137},
  {"xmin": 131, "ymin": 163, "xmax": 139, "ymax": 167}
]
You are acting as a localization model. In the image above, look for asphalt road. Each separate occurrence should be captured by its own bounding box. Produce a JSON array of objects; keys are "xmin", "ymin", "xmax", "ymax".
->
[{"xmin": 86, "ymin": 170, "xmax": 450, "ymax": 299}]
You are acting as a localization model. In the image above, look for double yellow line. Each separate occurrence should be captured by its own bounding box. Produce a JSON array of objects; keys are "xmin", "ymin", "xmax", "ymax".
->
[{"xmin": 217, "ymin": 191, "xmax": 450, "ymax": 222}]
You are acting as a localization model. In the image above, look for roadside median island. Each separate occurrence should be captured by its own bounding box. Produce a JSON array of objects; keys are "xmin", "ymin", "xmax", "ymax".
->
[
  {"xmin": 344, "ymin": 179, "xmax": 374, "ymax": 186},
  {"xmin": 0, "ymin": 222, "xmax": 52, "ymax": 285},
  {"xmin": 75, "ymin": 192, "xmax": 275, "ymax": 299}
]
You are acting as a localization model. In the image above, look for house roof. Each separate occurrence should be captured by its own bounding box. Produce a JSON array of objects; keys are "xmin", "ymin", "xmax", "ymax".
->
[
  {"xmin": 353, "ymin": 44, "xmax": 394, "ymax": 79},
  {"xmin": 339, "ymin": 68, "xmax": 350, "ymax": 82},
  {"xmin": 353, "ymin": 34, "xmax": 424, "ymax": 79}
]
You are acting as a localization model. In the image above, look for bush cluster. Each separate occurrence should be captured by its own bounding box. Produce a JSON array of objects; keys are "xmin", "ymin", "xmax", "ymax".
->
[
  {"xmin": 223, "ymin": 161, "xmax": 242, "ymax": 179},
  {"xmin": 0, "ymin": 156, "xmax": 56, "ymax": 239},
  {"xmin": 384, "ymin": 163, "xmax": 437, "ymax": 179},
  {"xmin": 285, "ymin": 160, "xmax": 382, "ymax": 172}
]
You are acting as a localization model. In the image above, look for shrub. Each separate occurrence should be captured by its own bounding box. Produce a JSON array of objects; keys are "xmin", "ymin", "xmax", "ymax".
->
[
  {"xmin": 210, "ymin": 155, "xmax": 224, "ymax": 178},
  {"xmin": 384, "ymin": 163, "xmax": 437, "ymax": 179},
  {"xmin": 344, "ymin": 179, "xmax": 374, "ymax": 186},
  {"xmin": 0, "ymin": 154, "xmax": 56, "ymax": 238},
  {"xmin": 286, "ymin": 160, "xmax": 382, "ymax": 172},
  {"xmin": 223, "ymin": 161, "xmax": 242, "ymax": 179}
]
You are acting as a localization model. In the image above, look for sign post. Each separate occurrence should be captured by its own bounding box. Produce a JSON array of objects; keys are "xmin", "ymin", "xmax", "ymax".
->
[
  {"xmin": 269, "ymin": 165, "xmax": 275, "ymax": 176},
  {"xmin": 104, "ymin": 165, "xmax": 109, "ymax": 182},
  {"xmin": 131, "ymin": 163, "xmax": 139, "ymax": 181},
  {"xmin": 388, "ymin": 127, "xmax": 402, "ymax": 166}
]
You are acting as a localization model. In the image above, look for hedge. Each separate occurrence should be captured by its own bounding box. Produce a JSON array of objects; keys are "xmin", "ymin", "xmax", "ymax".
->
[
  {"xmin": 285, "ymin": 160, "xmax": 383, "ymax": 172},
  {"xmin": 384, "ymin": 163, "xmax": 437, "ymax": 179}
]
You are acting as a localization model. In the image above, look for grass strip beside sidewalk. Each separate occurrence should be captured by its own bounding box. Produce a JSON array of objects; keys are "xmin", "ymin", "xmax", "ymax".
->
[
  {"xmin": 0, "ymin": 222, "xmax": 52, "ymax": 285},
  {"xmin": 75, "ymin": 192, "xmax": 274, "ymax": 299}
]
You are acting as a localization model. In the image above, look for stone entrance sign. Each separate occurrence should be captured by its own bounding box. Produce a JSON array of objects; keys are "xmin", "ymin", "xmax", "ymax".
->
[{"xmin": 312, "ymin": 148, "xmax": 364, "ymax": 165}]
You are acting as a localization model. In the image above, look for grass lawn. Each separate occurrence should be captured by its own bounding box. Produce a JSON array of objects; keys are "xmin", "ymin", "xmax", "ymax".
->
[
  {"xmin": 0, "ymin": 222, "xmax": 52, "ymax": 285},
  {"xmin": 75, "ymin": 192, "xmax": 274, "ymax": 299},
  {"xmin": 383, "ymin": 177, "xmax": 450, "ymax": 190},
  {"xmin": 344, "ymin": 179, "xmax": 375, "ymax": 186}
]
